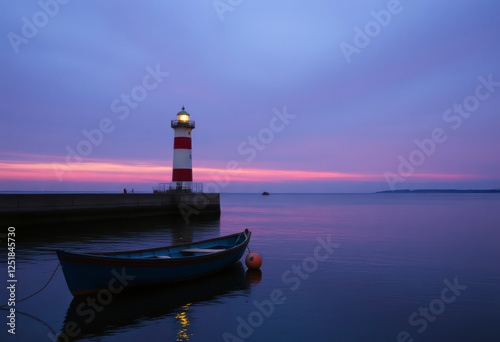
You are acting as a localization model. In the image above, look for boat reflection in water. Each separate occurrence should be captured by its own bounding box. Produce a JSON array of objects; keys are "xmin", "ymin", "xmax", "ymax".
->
[{"xmin": 57, "ymin": 262, "xmax": 257, "ymax": 341}]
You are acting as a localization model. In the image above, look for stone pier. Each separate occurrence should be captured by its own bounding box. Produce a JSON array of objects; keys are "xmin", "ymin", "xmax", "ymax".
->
[{"xmin": 0, "ymin": 193, "xmax": 220, "ymax": 225}]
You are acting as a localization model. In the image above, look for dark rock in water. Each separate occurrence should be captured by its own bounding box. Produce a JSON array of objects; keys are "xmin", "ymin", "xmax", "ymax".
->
[{"xmin": 262, "ymin": 192, "xmax": 270, "ymax": 196}]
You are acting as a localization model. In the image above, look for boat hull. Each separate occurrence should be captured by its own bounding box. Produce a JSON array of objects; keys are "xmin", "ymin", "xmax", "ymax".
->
[{"xmin": 56, "ymin": 230, "xmax": 250, "ymax": 295}]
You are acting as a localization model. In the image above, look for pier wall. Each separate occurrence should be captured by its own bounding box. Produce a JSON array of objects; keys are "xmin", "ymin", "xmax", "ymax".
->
[{"xmin": 0, "ymin": 193, "xmax": 220, "ymax": 225}]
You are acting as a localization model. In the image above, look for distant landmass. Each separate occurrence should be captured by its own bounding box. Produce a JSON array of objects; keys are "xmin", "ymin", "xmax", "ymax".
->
[{"xmin": 377, "ymin": 189, "xmax": 500, "ymax": 194}]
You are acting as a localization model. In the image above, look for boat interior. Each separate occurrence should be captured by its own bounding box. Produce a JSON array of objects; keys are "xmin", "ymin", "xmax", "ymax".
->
[{"xmin": 91, "ymin": 232, "xmax": 248, "ymax": 259}]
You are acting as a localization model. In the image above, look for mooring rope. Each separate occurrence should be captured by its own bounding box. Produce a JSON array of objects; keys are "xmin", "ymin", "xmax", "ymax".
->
[
  {"xmin": 0, "ymin": 262, "xmax": 61, "ymax": 309},
  {"xmin": 8, "ymin": 308, "xmax": 57, "ymax": 336}
]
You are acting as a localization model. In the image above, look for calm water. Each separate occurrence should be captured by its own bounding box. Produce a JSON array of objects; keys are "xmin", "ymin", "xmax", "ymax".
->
[{"xmin": 1, "ymin": 193, "xmax": 499, "ymax": 341}]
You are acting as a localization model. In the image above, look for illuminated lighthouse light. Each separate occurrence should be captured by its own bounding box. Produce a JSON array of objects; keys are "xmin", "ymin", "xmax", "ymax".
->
[{"xmin": 178, "ymin": 113, "xmax": 190, "ymax": 122}]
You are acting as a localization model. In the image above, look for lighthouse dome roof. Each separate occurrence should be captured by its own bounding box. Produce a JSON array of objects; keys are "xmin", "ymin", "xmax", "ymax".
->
[{"xmin": 177, "ymin": 106, "xmax": 189, "ymax": 116}]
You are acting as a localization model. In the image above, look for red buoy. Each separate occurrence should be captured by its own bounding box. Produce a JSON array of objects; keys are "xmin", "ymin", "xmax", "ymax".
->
[{"xmin": 245, "ymin": 253, "xmax": 262, "ymax": 270}]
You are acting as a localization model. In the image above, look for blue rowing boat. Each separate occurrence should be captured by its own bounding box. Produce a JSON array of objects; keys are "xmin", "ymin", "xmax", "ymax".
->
[{"xmin": 56, "ymin": 229, "xmax": 251, "ymax": 295}]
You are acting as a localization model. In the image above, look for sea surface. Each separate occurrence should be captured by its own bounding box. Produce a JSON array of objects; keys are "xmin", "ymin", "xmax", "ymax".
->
[{"xmin": 1, "ymin": 193, "xmax": 499, "ymax": 342}]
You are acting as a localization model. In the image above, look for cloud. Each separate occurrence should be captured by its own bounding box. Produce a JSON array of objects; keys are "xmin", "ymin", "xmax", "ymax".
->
[{"xmin": 0, "ymin": 154, "xmax": 486, "ymax": 187}]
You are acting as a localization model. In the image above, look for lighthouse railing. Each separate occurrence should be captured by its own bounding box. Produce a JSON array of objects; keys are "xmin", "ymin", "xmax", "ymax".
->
[
  {"xmin": 171, "ymin": 120, "xmax": 195, "ymax": 128},
  {"xmin": 153, "ymin": 182, "xmax": 204, "ymax": 193}
]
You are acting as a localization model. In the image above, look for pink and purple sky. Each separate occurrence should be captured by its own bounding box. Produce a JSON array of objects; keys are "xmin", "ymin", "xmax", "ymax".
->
[{"xmin": 1, "ymin": 1, "xmax": 499, "ymax": 193}]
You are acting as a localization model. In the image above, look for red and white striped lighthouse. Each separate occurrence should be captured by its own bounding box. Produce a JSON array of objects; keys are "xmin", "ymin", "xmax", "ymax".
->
[{"xmin": 171, "ymin": 107, "xmax": 195, "ymax": 186}]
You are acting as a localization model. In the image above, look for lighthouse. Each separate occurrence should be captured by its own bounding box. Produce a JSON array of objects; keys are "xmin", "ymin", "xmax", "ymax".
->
[{"xmin": 171, "ymin": 107, "xmax": 195, "ymax": 191}]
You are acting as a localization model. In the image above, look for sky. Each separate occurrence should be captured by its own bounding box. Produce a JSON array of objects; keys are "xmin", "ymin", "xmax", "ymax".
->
[{"xmin": 1, "ymin": 0, "xmax": 499, "ymax": 193}]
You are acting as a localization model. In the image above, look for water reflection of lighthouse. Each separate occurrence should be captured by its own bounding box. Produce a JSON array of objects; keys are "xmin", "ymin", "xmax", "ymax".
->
[{"xmin": 175, "ymin": 303, "xmax": 194, "ymax": 341}]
